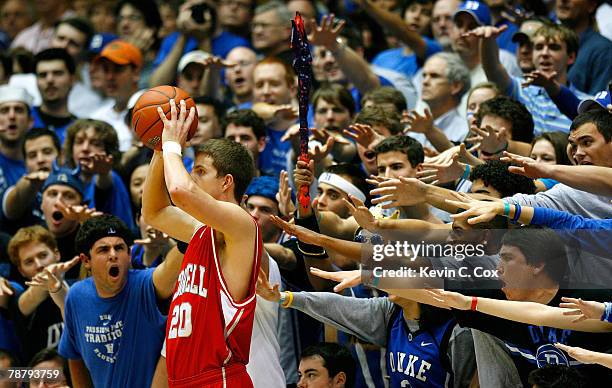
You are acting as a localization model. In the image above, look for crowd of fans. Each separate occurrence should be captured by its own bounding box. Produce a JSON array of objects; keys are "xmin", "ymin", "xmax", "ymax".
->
[{"xmin": 0, "ymin": 0, "xmax": 611, "ymax": 387}]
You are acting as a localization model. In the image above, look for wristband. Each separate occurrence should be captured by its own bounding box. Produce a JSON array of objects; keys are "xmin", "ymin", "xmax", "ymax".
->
[
  {"xmin": 50, "ymin": 282, "xmax": 64, "ymax": 294},
  {"xmin": 602, "ymin": 302, "xmax": 612, "ymax": 323},
  {"xmin": 511, "ymin": 204, "xmax": 522, "ymax": 223},
  {"xmin": 460, "ymin": 164, "xmax": 471, "ymax": 181},
  {"xmin": 281, "ymin": 291, "xmax": 294, "ymax": 308},
  {"xmin": 278, "ymin": 292, "xmax": 287, "ymax": 305},
  {"xmin": 503, "ymin": 201, "xmax": 510, "ymax": 217},
  {"xmin": 162, "ymin": 141, "xmax": 182, "ymax": 156},
  {"xmin": 470, "ymin": 296, "xmax": 478, "ymax": 311}
]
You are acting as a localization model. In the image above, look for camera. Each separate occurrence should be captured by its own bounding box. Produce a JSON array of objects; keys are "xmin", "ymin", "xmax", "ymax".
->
[{"xmin": 191, "ymin": 2, "xmax": 216, "ymax": 29}]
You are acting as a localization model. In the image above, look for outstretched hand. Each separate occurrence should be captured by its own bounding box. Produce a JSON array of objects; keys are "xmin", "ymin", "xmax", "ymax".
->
[
  {"xmin": 370, "ymin": 177, "xmax": 428, "ymax": 208},
  {"xmin": 445, "ymin": 192, "xmax": 504, "ymax": 225},
  {"xmin": 559, "ymin": 297, "xmax": 606, "ymax": 323},
  {"xmin": 56, "ymin": 202, "xmax": 103, "ymax": 224},
  {"xmin": 554, "ymin": 343, "xmax": 599, "ymax": 364},
  {"xmin": 462, "ymin": 24, "xmax": 508, "ymax": 39},
  {"xmin": 308, "ymin": 14, "xmax": 345, "ymax": 51},
  {"xmin": 256, "ymin": 268, "xmax": 282, "ymax": 302},
  {"xmin": 276, "ymin": 170, "xmax": 296, "ymax": 217},
  {"xmin": 309, "ymin": 268, "xmax": 361, "ymax": 293},
  {"xmin": 402, "ymin": 109, "xmax": 434, "ymax": 134},
  {"xmin": 159, "ymin": 99, "xmax": 196, "ymax": 147},
  {"xmin": 418, "ymin": 153, "xmax": 467, "ymax": 185},
  {"xmin": 343, "ymin": 195, "xmax": 377, "ymax": 232},
  {"xmin": 501, "ymin": 151, "xmax": 553, "ymax": 179},
  {"xmin": 269, "ymin": 215, "xmax": 321, "ymax": 246},
  {"xmin": 426, "ymin": 289, "xmax": 469, "ymax": 310}
]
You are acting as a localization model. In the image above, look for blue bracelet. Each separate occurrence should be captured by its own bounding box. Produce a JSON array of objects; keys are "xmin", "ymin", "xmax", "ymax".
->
[
  {"xmin": 601, "ymin": 302, "xmax": 612, "ymax": 323},
  {"xmin": 503, "ymin": 201, "xmax": 510, "ymax": 217},
  {"xmin": 461, "ymin": 164, "xmax": 471, "ymax": 181},
  {"xmin": 511, "ymin": 204, "xmax": 522, "ymax": 223}
]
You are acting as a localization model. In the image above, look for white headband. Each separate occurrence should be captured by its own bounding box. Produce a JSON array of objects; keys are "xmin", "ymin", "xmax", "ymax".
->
[{"xmin": 319, "ymin": 172, "xmax": 366, "ymax": 203}]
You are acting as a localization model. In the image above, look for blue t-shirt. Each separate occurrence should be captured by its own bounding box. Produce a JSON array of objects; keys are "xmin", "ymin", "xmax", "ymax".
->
[
  {"xmin": 59, "ymin": 269, "xmax": 166, "ymax": 388},
  {"xmin": 372, "ymin": 38, "xmax": 442, "ymax": 79},
  {"xmin": 84, "ymin": 171, "xmax": 135, "ymax": 231},
  {"xmin": 0, "ymin": 154, "xmax": 25, "ymax": 195},
  {"xmin": 259, "ymin": 127, "xmax": 292, "ymax": 176}
]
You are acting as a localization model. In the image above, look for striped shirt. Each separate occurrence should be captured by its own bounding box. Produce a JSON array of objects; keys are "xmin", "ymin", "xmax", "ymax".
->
[{"xmin": 507, "ymin": 77, "xmax": 590, "ymax": 135}]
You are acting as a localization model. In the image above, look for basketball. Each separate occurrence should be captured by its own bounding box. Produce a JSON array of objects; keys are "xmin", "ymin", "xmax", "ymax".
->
[{"xmin": 131, "ymin": 85, "xmax": 198, "ymax": 151}]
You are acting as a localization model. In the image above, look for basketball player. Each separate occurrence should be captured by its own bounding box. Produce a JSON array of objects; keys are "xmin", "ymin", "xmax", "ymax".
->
[{"xmin": 142, "ymin": 99, "xmax": 262, "ymax": 387}]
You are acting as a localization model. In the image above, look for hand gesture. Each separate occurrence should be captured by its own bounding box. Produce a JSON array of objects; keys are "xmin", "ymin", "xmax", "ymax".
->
[
  {"xmin": 501, "ymin": 151, "xmax": 552, "ymax": 179},
  {"xmin": 56, "ymin": 202, "xmax": 103, "ymax": 224},
  {"xmin": 554, "ymin": 344, "xmax": 599, "ymax": 364},
  {"xmin": 24, "ymin": 170, "xmax": 50, "ymax": 184},
  {"xmin": 134, "ymin": 227, "xmax": 171, "ymax": 249},
  {"xmin": 126, "ymin": 27, "xmax": 155, "ymax": 53},
  {"xmin": 26, "ymin": 257, "xmax": 80, "ymax": 292},
  {"xmin": 343, "ymin": 195, "xmax": 377, "ymax": 232},
  {"xmin": 402, "ymin": 109, "xmax": 434, "ymax": 134},
  {"xmin": 418, "ymin": 153, "xmax": 467, "ymax": 185},
  {"xmin": 559, "ymin": 297, "xmax": 606, "ymax": 323},
  {"xmin": 256, "ymin": 268, "xmax": 282, "ymax": 302},
  {"xmin": 276, "ymin": 170, "xmax": 296, "ymax": 217},
  {"xmin": 177, "ymin": 0, "xmax": 214, "ymax": 37},
  {"xmin": 426, "ymin": 289, "xmax": 470, "ymax": 310},
  {"xmin": 467, "ymin": 125, "xmax": 508, "ymax": 155},
  {"xmin": 462, "ymin": 24, "xmax": 508, "ymax": 40},
  {"xmin": 199, "ymin": 56, "xmax": 236, "ymax": 70},
  {"xmin": 308, "ymin": 14, "xmax": 345, "ymax": 51},
  {"xmin": 309, "ymin": 138, "xmax": 335, "ymax": 162},
  {"xmin": 0, "ymin": 276, "xmax": 14, "ymax": 296},
  {"xmin": 280, "ymin": 123, "xmax": 301, "ymax": 143},
  {"xmin": 309, "ymin": 268, "xmax": 361, "ymax": 293},
  {"xmin": 273, "ymin": 104, "xmax": 298, "ymax": 122},
  {"xmin": 370, "ymin": 177, "xmax": 428, "ymax": 208},
  {"xmin": 294, "ymin": 159, "xmax": 315, "ymax": 190},
  {"xmin": 159, "ymin": 99, "xmax": 196, "ymax": 147},
  {"xmin": 521, "ymin": 70, "xmax": 558, "ymax": 89},
  {"xmin": 269, "ymin": 215, "xmax": 321, "ymax": 246},
  {"xmin": 343, "ymin": 124, "xmax": 384, "ymax": 149},
  {"xmin": 445, "ymin": 192, "xmax": 504, "ymax": 225},
  {"xmin": 90, "ymin": 153, "xmax": 114, "ymax": 175}
]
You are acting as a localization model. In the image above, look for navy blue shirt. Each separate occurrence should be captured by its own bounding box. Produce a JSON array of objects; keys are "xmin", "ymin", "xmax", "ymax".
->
[{"xmin": 568, "ymin": 27, "xmax": 612, "ymax": 94}]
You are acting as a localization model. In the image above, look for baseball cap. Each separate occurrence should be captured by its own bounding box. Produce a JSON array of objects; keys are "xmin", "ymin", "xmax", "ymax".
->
[
  {"xmin": 577, "ymin": 91, "xmax": 612, "ymax": 114},
  {"xmin": 88, "ymin": 33, "xmax": 119, "ymax": 56},
  {"xmin": 41, "ymin": 164, "xmax": 85, "ymax": 198},
  {"xmin": 0, "ymin": 85, "xmax": 33, "ymax": 108},
  {"xmin": 245, "ymin": 176, "xmax": 279, "ymax": 202},
  {"xmin": 95, "ymin": 39, "xmax": 143, "ymax": 68},
  {"xmin": 454, "ymin": 1, "xmax": 491, "ymax": 26},
  {"xmin": 512, "ymin": 20, "xmax": 545, "ymax": 44},
  {"xmin": 177, "ymin": 50, "xmax": 211, "ymax": 73}
]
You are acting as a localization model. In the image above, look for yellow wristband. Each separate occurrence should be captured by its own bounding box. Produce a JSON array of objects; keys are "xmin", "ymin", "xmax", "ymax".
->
[{"xmin": 282, "ymin": 291, "xmax": 294, "ymax": 308}]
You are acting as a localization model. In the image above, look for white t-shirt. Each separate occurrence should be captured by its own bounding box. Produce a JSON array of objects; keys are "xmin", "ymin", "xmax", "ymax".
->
[
  {"xmin": 89, "ymin": 102, "xmax": 133, "ymax": 152},
  {"xmin": 247, "ymin": 256, "xmax": 286, "ymax": 387}
]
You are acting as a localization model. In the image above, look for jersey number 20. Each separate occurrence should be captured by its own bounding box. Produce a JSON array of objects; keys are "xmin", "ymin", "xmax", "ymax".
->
[{"xmin": 168, "ymin": 302, "xmax": 192, "ymax": 339}]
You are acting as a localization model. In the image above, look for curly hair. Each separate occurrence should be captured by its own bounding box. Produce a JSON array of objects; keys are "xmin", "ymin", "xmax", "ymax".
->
[
  {"xmin": 63, "ymin": 119, "xmax": 120, "ymax": 169},
  {"xmin": 476, "ymin": 96, "xmax": 535, "ymax": 143},
  {"xmin": 469, "ymin": 160, "xmax": 536, "ymax": 198}
]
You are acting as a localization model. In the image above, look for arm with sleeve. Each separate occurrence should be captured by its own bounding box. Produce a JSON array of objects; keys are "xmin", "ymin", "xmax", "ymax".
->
[{"xmin": 290, "ymin": 292, "xmax": 395, "ymax": 347}]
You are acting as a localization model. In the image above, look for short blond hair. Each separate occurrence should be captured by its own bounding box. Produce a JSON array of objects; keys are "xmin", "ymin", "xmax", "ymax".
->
[{"xmin": 8, "ymin": 226, "xmax": 58, "ymax": 268}]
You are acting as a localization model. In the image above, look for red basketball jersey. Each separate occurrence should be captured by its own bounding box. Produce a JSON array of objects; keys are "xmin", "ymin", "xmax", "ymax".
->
[{"xmin": 165, "ymin": 222, "xmax": 262, "ymax": 387}]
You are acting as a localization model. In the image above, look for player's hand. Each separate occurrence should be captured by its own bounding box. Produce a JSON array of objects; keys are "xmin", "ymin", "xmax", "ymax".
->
[
  {"xmin": 308, "ymin": 14, "xmax": 345, "ymax": 52},
  {"xmin": 343, "ymin": 195, "xmax": 377, "ymax": 232},
  {"xmin": 559, "ymin": 297, "xmax": 606, "ymax": 323},
  {"xmin": 269, "ymin": 215, "xmax": 322, "ymax": 246},
  {"xmin": 256, "ymin": 268, "xmax": 282, "ymax": 302},
  {"xmin": 159, "ymin": 99, "xmax": 196, "ymax": 147},
  {"xmin": 309, "ymin": 268, "xmax": 361, "ymax": 293},
  {"xmin": 426, "ymin": 289, "xmax": 470, "ymax": 310},
  {"xmin": 501, "ymin": 151, "xmax": 553, "ymax": 179},
  {"xmin": 56, "ymin": 202, "xmax": 103, "ymax": 224},
  {"xmin": 402, "ymin": 109, "xmax": 434, "ymax": 134},
  {"xmin": 276, "ymin": 170, "xmax": 296, "ymax": 217},
  {"xmin": 343, "ymin": 123, "xmax": 384, "ymax": 149},
  {"xmin": 462, "ymin": 24, "xmax": 507, "ymax": 40},
  {"xmin": 370, "ymin": 177, "xmax": 428, "ymax": 208},
  {"xmin": 0, "ymin": 276, "xmax": 14, "ymax": 296},
  {"xmin": 446, "ymin": 192, "xmax": 504, "ymax": 225}
]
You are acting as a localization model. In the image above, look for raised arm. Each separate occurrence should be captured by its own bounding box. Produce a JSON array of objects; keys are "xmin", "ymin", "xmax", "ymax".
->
[
  {"xmin": 469, "ymin": 25, "xmax": 512, "ymax": 93},
  {"xmin": 3, "ymin": 171, "xmax": 48, "ymax": 219},
  {"xmin": 502, "ymin": 153, "xmax": 612, "ymax": 197},
  {"xmin": 141, "ymin": 151, "xmax": 201, "ymax": 243},
  {"xmin": 152, "ymin": 246, "xmax": 185, "ymax": 299},
  {"xmin": 309, "ymin": 15, "xmax": 380, "ymax": 94},
  {"xmin": 428, "ymin": 290, "xmax": 612, "ymax": 333},
  {"xmin": 360, "ymin": 0, "xmax": 429, "ymax": 59}
]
